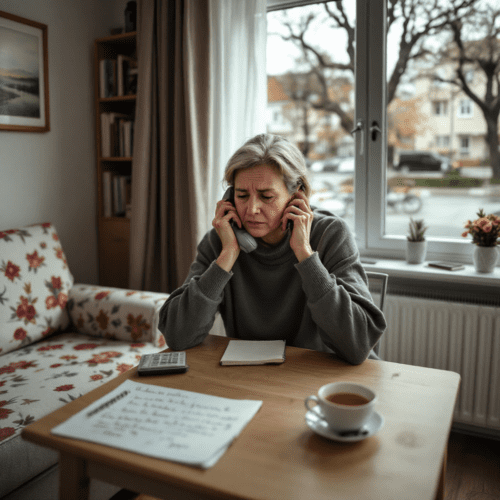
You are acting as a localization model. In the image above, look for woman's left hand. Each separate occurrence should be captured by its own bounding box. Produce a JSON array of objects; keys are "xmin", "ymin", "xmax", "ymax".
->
[{"xmin": 281, "ymin": 190, "xmax": 315, "ymax": 262}]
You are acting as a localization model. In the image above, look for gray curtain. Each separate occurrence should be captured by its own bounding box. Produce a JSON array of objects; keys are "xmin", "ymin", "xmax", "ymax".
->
[{"xmin": 129, "ymin": 0, "xmax": 210, "ymax": 292}]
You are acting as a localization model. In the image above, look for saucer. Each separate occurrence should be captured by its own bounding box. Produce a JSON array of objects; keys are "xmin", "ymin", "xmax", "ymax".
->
[{"xmin": 305, "ymin": 409, "xmax": 384, "ymax": 442}]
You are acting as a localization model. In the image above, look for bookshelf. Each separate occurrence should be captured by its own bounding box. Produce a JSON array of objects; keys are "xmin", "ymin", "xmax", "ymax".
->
[{"xmin": 94, "ymin": 32, "xmax": 137, "ymax": 288}]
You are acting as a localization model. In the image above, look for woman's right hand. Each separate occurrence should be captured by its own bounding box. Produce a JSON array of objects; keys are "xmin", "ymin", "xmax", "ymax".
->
[{"xmin": 212, "ymin": 199, "xmax": 241, "ymax": 257}]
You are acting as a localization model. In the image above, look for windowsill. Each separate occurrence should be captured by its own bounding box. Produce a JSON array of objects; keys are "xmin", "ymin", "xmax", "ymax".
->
[{"xmin": 361, "ymin": 258, "xmax": 500, "ymax": 288}]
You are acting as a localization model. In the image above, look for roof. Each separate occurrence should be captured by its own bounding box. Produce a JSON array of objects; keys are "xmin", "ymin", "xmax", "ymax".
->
[{"xmin": 268, "ymin": 76, "xmax": 289, "ymax": 103}]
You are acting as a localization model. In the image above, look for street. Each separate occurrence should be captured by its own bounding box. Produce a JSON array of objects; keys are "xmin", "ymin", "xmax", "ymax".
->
[{"xmin": 309, "ymin": 170, "xmax": 500, "ymax": 240}]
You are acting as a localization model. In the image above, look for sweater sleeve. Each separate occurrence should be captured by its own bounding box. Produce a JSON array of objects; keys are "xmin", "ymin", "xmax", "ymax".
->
[
  {"xmin": 294, "ymin": 217, "xmax": 387, "ymax": 365},
  {"xmin": 158, "ymin": 231, "xmax": 232, "ymax": 351}
]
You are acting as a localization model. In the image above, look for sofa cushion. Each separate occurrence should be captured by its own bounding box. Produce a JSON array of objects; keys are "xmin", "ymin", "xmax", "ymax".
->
[
  {"xmin": 0, "ymin": 223, "xmax": 74, "ymax": 355},
  {"xmin": 68, "ymin": 284, "xmax": 169, "ymax": 347},
  {"xmin": 0, "ymin": 331, "xmax": 165, "ymax": 450}
]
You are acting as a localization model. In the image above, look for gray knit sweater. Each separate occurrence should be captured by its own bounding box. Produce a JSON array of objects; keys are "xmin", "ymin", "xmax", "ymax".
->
[{"xmin": 158, "ymin": 208, "xmax": 386, "ymax": 365}]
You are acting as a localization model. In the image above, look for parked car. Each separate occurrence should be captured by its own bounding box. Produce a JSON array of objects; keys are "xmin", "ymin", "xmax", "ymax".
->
[
  {"xmin": 310, "ymin": 156, "xmax": 355, "ymax": 173},
  {"xmin": 310, "ymin": 157, "xmax": 340, "ymax": 173},
  {"xmin": 395, "ymin": 151, "xmax": 451, "ymax": 173},
  {"xmin": 337, "ymin": 156, "xmax": 355, "ymax": 173}
]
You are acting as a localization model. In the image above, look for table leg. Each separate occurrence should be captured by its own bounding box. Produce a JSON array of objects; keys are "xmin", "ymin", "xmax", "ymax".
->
[
  {"xmin": 59, "ymin": 452, "xmax": 90, "ymax": 500},
  {"xmin": 435, "ymin": 448, "xmax": 447, "ymax": 500}
]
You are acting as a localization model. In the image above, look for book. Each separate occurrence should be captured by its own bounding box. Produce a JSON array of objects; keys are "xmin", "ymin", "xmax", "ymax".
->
[
  {"xmin": 99, "ymin": 59, "xmax": 116, "ymax": 98},
  {"xmin": 100, "ymin": 112, "xmax": 130, "ymax": 158},
  {"xmin": 110, "ymin": 174, "xmax": 131, "ymax": 216},
  {"xmin": 113, "ymin": 175, "xmax": 122, "ymax": 216},
  {"xmin": 102, "ymin": 171, "xmax": 113, "ymax": 217},
  {"xmin": 117, "ymin": 54, "xmax": 138, "ymax": 96},
  {"xmin": 51, "ymin": 380, "xmax": 262, "ymax": 469},
  {"xmin": 220, "ymin": 340, "xmax": 286, "ymax": 366},
  {"xmin": 427, "ymin": 261, "xmax": 465, "ymax": 271}
]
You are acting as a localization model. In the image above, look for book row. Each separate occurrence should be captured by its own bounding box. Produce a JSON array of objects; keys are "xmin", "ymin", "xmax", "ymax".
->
[
  {"xmin": 100, "ymin": 112, "xmax": 134, "ymax": 158},
  {"xmin": 99, "ymin": 55, "xmax": 138, "ymax": 98},
  {"xmin": 102, "ymin": 172, "xmax": 132, "ymax": 218}
]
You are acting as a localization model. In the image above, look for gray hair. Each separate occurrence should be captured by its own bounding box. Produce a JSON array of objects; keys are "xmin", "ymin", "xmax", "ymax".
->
[{"xmin": 224, "ymin": 133, "xmax": 311, "ymax": 197}]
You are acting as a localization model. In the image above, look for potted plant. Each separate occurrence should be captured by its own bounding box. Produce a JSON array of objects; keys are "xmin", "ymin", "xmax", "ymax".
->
[
  {"xmin": 462, "ymin": 209, "xmax": 500, "ymax": 273},
  {"xmin": 406, "ymin": 217, "xmax": 428, "ymax": 264}
]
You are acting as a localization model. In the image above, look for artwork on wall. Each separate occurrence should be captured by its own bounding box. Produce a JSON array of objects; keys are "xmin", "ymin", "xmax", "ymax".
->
[{"xmin": 0, "ymin": 10, "xmax": 49, "ymax": 132}]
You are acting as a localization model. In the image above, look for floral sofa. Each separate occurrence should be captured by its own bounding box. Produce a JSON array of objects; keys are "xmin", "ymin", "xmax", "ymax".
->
[{"xmin": 0, "ymin": 223, "xmax": 169, "ymax": 500}]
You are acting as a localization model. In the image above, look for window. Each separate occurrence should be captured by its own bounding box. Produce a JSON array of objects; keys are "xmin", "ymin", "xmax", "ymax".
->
[
  {"xmin": 435, "ymin": 135, "xmax": 450, "ymax": 148},
  {"xmin": 267, "ymin": 0, "xmax": 497, "ymax": 263},
  {"xmin": 433, "ymin": 101, "xmax": 448, "ymax": 116},
  {"xmin": 460, "ymin": 136, "xmax": 470, "ymax": 156},
  {"xmin": 267, "ymin": 1, "xmax": 357, "ymax": 230},
  {"xmin": 458, "ymin": 99, "xmax": 473, "ymax": 118}
]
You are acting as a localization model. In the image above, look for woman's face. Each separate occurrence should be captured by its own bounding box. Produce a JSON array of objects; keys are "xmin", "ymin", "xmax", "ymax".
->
[{"xmin": 233, "ymin": 164, "xmax": 293, "ymax": 245}]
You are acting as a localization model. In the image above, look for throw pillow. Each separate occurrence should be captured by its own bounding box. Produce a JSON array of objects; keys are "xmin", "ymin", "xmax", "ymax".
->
[
  {"xmin": 68, "ymin": 284, "xmax": 168, "ymax": 347},
  {"xmin": 0, "ymin": 223, "xmax": 74, "ymax": 355}
]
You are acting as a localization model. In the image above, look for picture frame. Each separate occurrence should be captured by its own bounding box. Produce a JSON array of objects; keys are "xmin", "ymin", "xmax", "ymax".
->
[{"xmin": 0, "ymin": 10, "xmax": 50, "ymax": 132}]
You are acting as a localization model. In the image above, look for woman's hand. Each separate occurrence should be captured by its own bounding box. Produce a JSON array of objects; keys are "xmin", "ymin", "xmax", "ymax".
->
[
  {"xmin": 281, "ymin": 190, "xmax": 314, "ymax": 262},
  {"xmin": 213, "ymin": 199, "xmax": 241, "ymax": 269}
]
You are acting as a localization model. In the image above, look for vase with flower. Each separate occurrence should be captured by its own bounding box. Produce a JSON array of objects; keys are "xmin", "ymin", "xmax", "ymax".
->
[{"xmin": 462, "ymin": 209, "xmax": 500, "ymax": 273}]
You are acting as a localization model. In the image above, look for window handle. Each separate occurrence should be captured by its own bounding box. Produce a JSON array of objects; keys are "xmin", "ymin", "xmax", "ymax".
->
[
  {"xmin": 351, "ymin": 120, "xmax": 364, "ymax": 155},
  {"xmin": 370, "ymin": 121, "xmax": 382, "ymax": 141}
]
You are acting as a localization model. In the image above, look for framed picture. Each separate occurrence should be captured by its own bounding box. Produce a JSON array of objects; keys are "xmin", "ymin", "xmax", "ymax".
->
[{"xmin": 0, "ymin": 11, "xmax": 49, "ymax": 132}]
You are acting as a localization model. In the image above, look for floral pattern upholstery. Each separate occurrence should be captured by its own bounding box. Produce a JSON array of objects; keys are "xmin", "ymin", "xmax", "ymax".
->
[
  {"xmin": 68, "ymin": 284, "xmax": 167, "ymax": 347},
  {"xmin": 0, "ymin": 223, "xmax": 74, "ymax": 355},
  {"xmin": 0, "ymin": 332, "xmax": 166, "ymax": 445},
  {"xmin": 0, "ymin": 222, "xmax": 170, "ymax": 456}
]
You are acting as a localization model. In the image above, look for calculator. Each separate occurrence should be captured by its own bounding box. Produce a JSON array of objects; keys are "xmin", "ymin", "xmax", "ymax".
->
[{"xmin": 137, "ymin": 352, "xmax": 189, "ymax": 376}]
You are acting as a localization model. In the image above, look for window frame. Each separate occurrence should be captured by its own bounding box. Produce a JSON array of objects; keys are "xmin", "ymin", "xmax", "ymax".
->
[
  {"xmin": 433, "ymin": 100, "xmax": 448, "ymax": 116},
  {"xmin": 267, "ymin": 0, "xmax": 475, "ymax": 263},
  {"xmin": 457, "ymin": 98, "xmax": 473, "ymax": 118},
  {"xmin": 358, "ymin": 0, "xmax": 472, "ymax": 262}
]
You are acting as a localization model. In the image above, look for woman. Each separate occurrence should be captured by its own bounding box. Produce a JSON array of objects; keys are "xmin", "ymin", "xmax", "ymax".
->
[{"xmin": 158, "ymin": 134, "xmax": 386, "ymax": 365}]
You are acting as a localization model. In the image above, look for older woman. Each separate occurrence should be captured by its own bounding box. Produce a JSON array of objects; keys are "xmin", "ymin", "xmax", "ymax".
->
[{"xmin": 158, "ymin": 134, "xmax": 386, "ymax": 365}]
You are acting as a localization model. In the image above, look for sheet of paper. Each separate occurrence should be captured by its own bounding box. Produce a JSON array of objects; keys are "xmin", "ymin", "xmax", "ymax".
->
[{"xmin": 51, "ymin": 380, "xmax": 262, "ymax": 468}]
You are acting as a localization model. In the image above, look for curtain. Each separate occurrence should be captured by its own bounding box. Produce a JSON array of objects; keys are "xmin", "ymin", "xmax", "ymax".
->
[
  {"xmin": 129, "ymin": 0, "xmax": 267, "ymax": 293},
  {"xmin": 207, "ymin": 0, "xmax": 268, "ymax": 224}
]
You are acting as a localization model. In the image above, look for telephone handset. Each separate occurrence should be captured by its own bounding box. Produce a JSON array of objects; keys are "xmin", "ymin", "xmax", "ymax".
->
[
  {"xmin": 286, "ymin": 182, "xmax": 305, "ymax": 232},
  {"xmin": 222, "ymin": 187, "xmax": 258, "ymax": 253}
]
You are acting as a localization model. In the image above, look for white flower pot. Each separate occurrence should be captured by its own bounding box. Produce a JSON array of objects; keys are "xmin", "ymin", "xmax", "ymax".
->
[
  {"xmin": 473, "ymin": 246, "xmax": 499, "ymax": 273},
  {"xmin": 406, "ymin": 240, "xmax": 427, "ymax": 264}
]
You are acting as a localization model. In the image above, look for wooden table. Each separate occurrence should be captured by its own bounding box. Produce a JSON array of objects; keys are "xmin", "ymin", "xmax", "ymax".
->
[{"xmin": 22, "ymin": 335, "xmax": 460, "ymax": 500}]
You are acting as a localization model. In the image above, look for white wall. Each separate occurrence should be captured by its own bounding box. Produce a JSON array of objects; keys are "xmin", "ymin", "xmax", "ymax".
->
[{"xmin": 0, "ymin": 0, "xmax": 121, "ymax": 284}]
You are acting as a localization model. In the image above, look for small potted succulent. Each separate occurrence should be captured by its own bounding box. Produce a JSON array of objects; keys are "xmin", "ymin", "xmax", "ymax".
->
[
  {"xmin": 406, "ymin": 217, "xmax": 428, "ymax": 264},
  {"xmin": 462, "ymin": 208, "xmax": 500, "ymax": 273}
]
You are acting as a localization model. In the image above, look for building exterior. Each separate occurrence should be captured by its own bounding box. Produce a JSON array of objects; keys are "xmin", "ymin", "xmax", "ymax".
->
[{"xmin": 412, "ymin": 63, "xmax": 495, "ymax": 166}]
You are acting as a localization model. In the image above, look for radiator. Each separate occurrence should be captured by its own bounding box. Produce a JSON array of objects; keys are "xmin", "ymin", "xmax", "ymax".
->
[{"xmin": 377, "ymin": 295, "xmax": 500, "ymax": 431}]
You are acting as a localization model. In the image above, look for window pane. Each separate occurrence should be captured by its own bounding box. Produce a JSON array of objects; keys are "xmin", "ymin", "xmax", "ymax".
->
[
  {"xmin": 385, "ymin": 0, "xmax": 499, "ymax": 242},
  {"xmin": 266, "ymin": 2, "xmax": 356, "ymax": 232}
]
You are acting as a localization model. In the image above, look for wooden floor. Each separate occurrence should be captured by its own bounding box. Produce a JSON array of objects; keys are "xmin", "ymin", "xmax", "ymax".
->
[
  {"xmin": 111, "ymin": 431, "xmax": 500, "ymax": 500},
  {"xmin": 445, "ymin": 431, "xmax": 500, "ymax": 500}
]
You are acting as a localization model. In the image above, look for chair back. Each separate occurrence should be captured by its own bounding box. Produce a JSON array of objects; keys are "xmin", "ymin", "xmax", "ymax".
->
[
  {"xmin": 365, "ymin": 271, "xmax": 388, "ymax": 313},
  {"xmin": 365, "ymin": 271, "xmax": 389, "ymax": 357}
]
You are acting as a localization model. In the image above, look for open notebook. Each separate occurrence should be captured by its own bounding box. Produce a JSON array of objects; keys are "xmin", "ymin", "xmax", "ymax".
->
[{"xmin": 220, "ymin": 340, "xmax": 286, "ymax": 366}]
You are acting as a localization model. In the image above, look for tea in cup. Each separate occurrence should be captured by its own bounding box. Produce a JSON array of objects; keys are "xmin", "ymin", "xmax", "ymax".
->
[{"xmin": 304, "ymin": 382, "xmax": 377, "ymax": 432}]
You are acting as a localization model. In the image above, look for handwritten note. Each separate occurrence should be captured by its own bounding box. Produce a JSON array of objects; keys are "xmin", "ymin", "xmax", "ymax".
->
[{"xmin": 51, "ymin": 380, "xmax": 262, "ymax": 468}]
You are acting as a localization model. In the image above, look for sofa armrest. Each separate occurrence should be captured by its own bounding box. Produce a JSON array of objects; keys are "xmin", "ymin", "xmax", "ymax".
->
[{"xmin": 67, "ymin": 284, "xmax": 169, "ymax": 347}]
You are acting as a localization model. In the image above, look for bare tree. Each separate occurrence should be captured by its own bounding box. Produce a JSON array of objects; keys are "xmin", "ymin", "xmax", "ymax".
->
[
  {"xmin": 433, "ymin": 4, "xmax": 500, "ymax": 179},
  {"xmin": 275, "ymin": 0, "xmax": 478, "ymax": 135},
  {"xmin": 278, "ymin": 71, "xmax": 353, "ymax": 157},
  {"xmin": 279, "ymin": 71, "xmax": 320, "ymax": 157}
]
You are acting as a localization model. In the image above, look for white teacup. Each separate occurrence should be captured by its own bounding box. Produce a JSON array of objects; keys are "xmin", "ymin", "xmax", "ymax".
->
[{"xmin": 304, "ymin": 382, "xmax": 377, "ymax": 432}]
